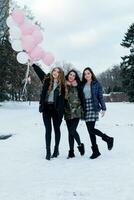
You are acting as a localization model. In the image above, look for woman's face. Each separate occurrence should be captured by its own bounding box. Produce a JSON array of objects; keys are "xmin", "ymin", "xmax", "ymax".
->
[
  {"xmin": 52, "ymin": 68, "xmax": 60, "ymax": 79},
  {"xmin": 68, "ymin": 71, "xmax": 76, "ymax": 82},
  {"xmin": 84, "ymin": 70, "xmax": 92, "ymax": 81}
]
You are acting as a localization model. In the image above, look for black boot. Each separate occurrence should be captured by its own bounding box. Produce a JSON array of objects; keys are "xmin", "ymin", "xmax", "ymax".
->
[
  {"xmin": 46, "ymin": 148, "xmax": 51, "ymax": 160},
  {"xmin": 67, "ymin": 150, "xmax": 75, "ymax": 159},
  {"xmin": 51, "ymin": 146, "xmax": 59, "ymax": 158},
  {"xmin": 77, "ymin": 143, "xmax": 85, "ymax": 156},
  {"xmin": 102, "ymin": 134, "xmax": 114, "ymax": 150},
  {"xmin": 90, "ymin": 145, "xmax": 101, "ymax": 159}
]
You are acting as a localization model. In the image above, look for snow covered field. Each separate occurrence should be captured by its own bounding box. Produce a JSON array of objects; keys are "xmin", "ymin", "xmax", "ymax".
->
[{"xmin": 0, "ymin": 101, "xmax": 134, "ymax": 200}]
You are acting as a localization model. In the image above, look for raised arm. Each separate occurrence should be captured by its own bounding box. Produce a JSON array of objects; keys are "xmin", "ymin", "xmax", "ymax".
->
[{"xmin": 32, "ymin": 64, "xmax": 46, "ymax": 83}]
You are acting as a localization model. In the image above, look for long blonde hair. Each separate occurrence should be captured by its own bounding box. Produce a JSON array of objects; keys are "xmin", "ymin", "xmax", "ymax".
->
[{"xmin": 48, "ymin": 67, "xmax": 65, "ymax": 95}]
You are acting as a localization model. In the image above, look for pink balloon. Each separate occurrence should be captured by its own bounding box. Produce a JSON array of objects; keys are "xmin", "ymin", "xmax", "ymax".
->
[
  {"xmin": 29, "ymin": 46, "xmax": 44, "ymax": 61},
  {"xmin": 42, "ymin": 52, "xmax": 55, "ymax": 66},
  {"xmin": 32, "ymin": 30, "xmax": 43, "ymax": 45},
  {"xmin": 21, "ymin": 35, "xmax": 37, "ymax": 53},
  {"xmin": 11, "ymin": 9, "xmax": 25, "ymax": 25},
  {"xmin": 20, "ymin": 23, "xmax": 37, "ymax": 35}
]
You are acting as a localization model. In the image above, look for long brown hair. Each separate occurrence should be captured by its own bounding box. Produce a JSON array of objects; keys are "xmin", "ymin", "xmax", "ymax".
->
[
  {"xmin": 48, "ymin": 67, "xmax": 65, "ymax": 95},
  {"xmin": 82, "ymin": 67, "xmax": 97, "ymax": 84}
]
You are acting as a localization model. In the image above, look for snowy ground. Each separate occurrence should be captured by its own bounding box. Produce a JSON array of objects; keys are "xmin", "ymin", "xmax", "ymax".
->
[{"xmin": 0, "ymin": 101, "xmax": 134, "ymax": 200}]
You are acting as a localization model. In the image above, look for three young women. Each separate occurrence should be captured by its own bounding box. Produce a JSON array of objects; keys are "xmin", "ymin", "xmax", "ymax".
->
[{"xmin": 32, "ymin": 63, "xmax": 114, "ymax": 160}]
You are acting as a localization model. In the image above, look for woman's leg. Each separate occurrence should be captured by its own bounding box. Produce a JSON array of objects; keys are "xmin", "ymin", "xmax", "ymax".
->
[
  {"xmin": 86, "ymin": 121, "xmax": 97, "ymax": 146},
  {"xmin": 66, "ymin": 118, "xmax": 81, "ymax": 146},
  {"xmin": 42, "ymin": 110, "xmax": 52, "ymax": 160},
  {"xmin": 85, "ymin": 121, "xmax": 101, "ymax": 159},
  {"xmin": 66, "ymin": 118, "xmax": 85, "ymax": 156},
  {"xmin": 42, "ymin": 111, "xmax": 52, "ymax": 148},
  {"xmin": 86, "ymin": 121, "xmax": 104, "ymax": 137},
  {"xmin": 86, "ymin": 121, "xmax": 114, "ymax": 150},
  {"xmin": 66, "ymin": 120, "xmax": 75, "ymax": 151},
  {"xmin": 52, "ymin": 109, "xmax": 62, "ymax": 157},
  {"xmin": 67, "ymin": 133, "xmax": 75, "ymax": 158}
]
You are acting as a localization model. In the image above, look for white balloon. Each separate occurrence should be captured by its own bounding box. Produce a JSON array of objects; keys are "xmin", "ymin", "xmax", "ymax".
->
[
  {"xmin": 9, "ymin": 34, "xmax": 15, "ymax": 43},
  {"xmin": 8, "ymin": 35, "xmax": 13, "ymax": 44},
  {"xmin": 9, "ymin": 26, "xmax": 22, "ymax": 40},
  {"xmin": 17, "ymin": 52, "xmax": 29, "ymax": 64},
  {"xmin": 6, "ymin": 15, "xmax": 16, "ymax": 28},
  {"xmin": 8, "ymin": 35, "xmax": 18, "ymax": 44},
  {"xmin": 11, "ymin": 40, "xmax": 23, "ymax": 52}
]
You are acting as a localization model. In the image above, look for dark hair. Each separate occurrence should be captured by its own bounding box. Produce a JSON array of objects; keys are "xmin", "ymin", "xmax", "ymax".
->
[
  {"xmin": 82, "ymin": 67, "xmax": 97, "ymax": 83},
  {"xmin": 65, "ymin": 70, "xmax": 81, "ymax": 99},
  {"xmin": 65, "ymin": 70, "xmax": 81, "ymax": 85}
]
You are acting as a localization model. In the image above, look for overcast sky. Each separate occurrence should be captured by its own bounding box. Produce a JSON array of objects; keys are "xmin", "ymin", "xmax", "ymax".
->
[{"xmin": 15, "ymin": 0, "xmax": 134, "ymax": 74}]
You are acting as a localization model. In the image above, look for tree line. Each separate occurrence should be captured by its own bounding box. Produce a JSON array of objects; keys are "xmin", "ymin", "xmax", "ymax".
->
[{"xmin": 92, "ymin": 23, "xmax": 134, "ymax": 102}]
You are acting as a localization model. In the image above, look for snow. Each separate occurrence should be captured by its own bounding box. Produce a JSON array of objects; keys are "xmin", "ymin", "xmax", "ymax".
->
[{"xmin": 0, "ymin": 101, "xmax": 134, "ymax": 200}]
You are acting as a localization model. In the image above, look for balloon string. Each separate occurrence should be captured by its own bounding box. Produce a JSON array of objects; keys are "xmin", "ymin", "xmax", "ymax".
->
[{"xmin": 21, "ymin": 62, "xmax": 30, "ymax": 98}]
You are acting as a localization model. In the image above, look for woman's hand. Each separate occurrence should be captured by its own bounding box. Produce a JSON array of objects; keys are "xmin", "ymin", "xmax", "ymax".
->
[{"xmin": 100, "ymin": 110, "xmax": 106, "ymax": 117}]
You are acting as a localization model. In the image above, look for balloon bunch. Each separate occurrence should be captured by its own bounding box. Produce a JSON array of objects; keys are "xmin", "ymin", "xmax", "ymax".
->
[
  {"xmin": 6, "ymin": 9, "xmax": 55, "ymax": 66},
  {"xmin": 6, "ymin": 9, "xmax": 55, "ymax": 100}
]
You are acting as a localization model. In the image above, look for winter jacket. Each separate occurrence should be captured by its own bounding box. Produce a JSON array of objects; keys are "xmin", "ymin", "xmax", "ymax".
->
[
  {"xmin": 32, "ymin": 64, "xmax": 65, "ymax": 120},
  {"xmin": 64, "ymin": 85, "xmax": 82, "ymax": 120},
  {"xmin": 81, "ymin": 80, "xmax": 106, "ymax": 112}
]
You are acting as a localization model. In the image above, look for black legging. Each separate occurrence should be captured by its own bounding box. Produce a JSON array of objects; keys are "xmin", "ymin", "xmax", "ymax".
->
[
  {"xmin": 42, "ymin": 104, "xmax": 62, "ymax": 150},
  {"xmin": 86, "ymin": 121, "xmax": 104, "ymax": 147},
  {"xmin": 66, "ymin": 118, "xmax": 81, "ymax": 151}
]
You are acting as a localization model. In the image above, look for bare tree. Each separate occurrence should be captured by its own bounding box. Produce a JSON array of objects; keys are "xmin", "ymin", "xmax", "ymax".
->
[
  {"xmin": 97, "ymin": 65, "xmax": 123, "ymax": 93},
  {"xmin": 0, "ymin": 0, "xmax": 10, "ymax": 40}
]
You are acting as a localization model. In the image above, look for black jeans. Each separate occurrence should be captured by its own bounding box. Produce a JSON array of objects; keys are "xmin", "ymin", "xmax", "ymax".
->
[
  {"xmin": 66, "ymin": 118, "xmax": 81, "ymax": 151},
  {"xmin": 86, "ymin": 121, "xmax": 104, "ymax": 147},
  {"xmin": 42, "ymin": 104, "xmax": 62, "ymax": 150}
]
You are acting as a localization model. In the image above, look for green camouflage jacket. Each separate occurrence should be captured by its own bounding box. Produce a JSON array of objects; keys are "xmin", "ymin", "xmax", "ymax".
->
[{"xmin": 64, "ymin": 85, "xmax": 82, "ymax": 120}]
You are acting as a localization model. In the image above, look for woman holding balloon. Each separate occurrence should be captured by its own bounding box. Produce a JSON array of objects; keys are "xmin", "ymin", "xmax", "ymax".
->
[
  {"xmin": 6, "ymin": 9, "xmax": 65, "ymax": 160},
  {"xmin": 32, "ymin": 63, "xmax": 65, "ymax": 160}
]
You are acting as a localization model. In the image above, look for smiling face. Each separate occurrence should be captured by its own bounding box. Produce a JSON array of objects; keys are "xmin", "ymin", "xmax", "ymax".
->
[
  {"xmin": 84, "ymin": 69, "xmax": 92, "ymax": 82},
  {"xmin": 68, "ymin": 71, "xmax": 76, "ymax": 82},
  {"xmin": 52, "ymin": 68, "xmax": 60, "ymax": 79}
]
